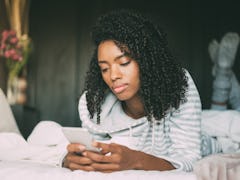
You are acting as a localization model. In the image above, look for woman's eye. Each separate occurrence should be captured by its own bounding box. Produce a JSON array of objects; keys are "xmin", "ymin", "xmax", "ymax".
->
[
  {"xmin": 120, "ymin": 61, "xmax": 130, "ymax": 66},
  {"xmin": 101, "ymin": 68, "xmax": 108, "ymax": 73}
]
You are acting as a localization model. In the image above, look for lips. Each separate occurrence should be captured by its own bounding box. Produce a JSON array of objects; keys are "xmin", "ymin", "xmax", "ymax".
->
[{"xmin": 112, "ymin": 84, "xmax": 128, "ymax": 94}]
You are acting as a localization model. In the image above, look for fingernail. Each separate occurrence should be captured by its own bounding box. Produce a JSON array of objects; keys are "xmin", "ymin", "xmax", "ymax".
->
[
  {"xmin": 82, "ymin": 152, "xmax": 87, "ymax": 156},
  {"xmin": 78, "ymin": 145, "xmax": 85, "ymax": 151}
]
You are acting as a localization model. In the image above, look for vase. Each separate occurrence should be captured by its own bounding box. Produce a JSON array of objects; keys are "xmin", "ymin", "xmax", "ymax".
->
[
  {"xmin": 7, "ymin": 76, "xmax": 18, "ymax": 104},
  {"xmin": 7, "ymin": 76, "xmax": 27, "ymax": 105}
]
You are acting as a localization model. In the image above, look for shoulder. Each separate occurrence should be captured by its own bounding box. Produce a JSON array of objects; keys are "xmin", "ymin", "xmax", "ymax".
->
[
  {"xmin": 78, "ymin": 91, "xmax": 89, "ymax": 119},
  {"xmin": 183, "ymin": 69, "xmax": 200, "ymax": 96},
  {"xmin": 180, "ymin": 69, "xmax": 202, "ymax": 112},
  {"xmin": 184, "ymin": 69, "xmax": 194, "ymax": 84},
  {"xmin": 79, "ymin": 91, "xmax": 87, "ymax": 106}
]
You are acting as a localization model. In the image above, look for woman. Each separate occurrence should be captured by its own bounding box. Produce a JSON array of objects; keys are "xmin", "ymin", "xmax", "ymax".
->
[{"xmin": 63, "ymin": 9, "xmax": 202, "ymax": 172}]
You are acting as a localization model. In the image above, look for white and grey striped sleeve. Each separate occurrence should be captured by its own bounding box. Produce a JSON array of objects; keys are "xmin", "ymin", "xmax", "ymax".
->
[
  {"xmin": 78, "ymin": 91, "xmax": 90, "ymax": 129},
  {"xmin": 166, "ymin": 70, "xmax": 202, "ymax": 171}
]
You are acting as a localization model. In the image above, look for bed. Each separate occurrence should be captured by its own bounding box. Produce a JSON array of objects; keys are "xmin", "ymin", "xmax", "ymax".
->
[
  {"xmin": 1, "ymin": 88, "xmax": 240, "ymax": 180},
  {"xmin": 0, "ymin": 160, "xmax": 197, "ymax": 180},
  {"xmin": 0, "ymin": 121, "xmax": 197, "ymax": 180}
]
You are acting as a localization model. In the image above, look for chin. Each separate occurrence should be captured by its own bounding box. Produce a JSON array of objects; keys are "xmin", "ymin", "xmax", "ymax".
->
[
  {"xmin": 114, "ymin": 94, "xmax": 126, "ymax": 100},
  {"xmin": 114, "ymin": 92, "xmax": 133, "ymax": 101},
  {"xmin": 116, "ymin": 96, "xmax": 127, "ymax": 101}
]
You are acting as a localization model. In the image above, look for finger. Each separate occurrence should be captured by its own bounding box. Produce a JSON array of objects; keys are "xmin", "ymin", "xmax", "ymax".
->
[
  {"xmin": 93, "ymin": 142, "xmax": 119, "ymax": 154},
  {"xmin": 101, "ymin": 170, "xmax": 114, "ymax": 173},
  {"xmin": 68, "ymin": 162, "xmax": 95, "ymax": 171},
  {"xmin": 91, "ymin": 162, "xmax": 120, "ymax": 171},
  {"xmin": 92, "ymin": 141, "xmax": 110, "ymax": 154},
  {"xmin": 83, "ymin": 151, "xmax": 120, "ymax": 163},
  {"xmin": 67, "ymin": 153, "xmax": 93, "ymax": 165},
  {"xmin": 67, "ymin": 143, "xmax": 86, "ymax": 153}
]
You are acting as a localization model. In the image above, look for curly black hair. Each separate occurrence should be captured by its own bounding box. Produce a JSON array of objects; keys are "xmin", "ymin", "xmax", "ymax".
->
[{"xmin": 84, "ymin": 9, "xmax": 188, "ymax": 124}]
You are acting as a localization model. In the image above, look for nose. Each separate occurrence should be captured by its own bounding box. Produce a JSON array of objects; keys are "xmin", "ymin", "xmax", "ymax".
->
[{"xmin": 110, "ymin": 65, "xmax": 122, "ymax": 81}]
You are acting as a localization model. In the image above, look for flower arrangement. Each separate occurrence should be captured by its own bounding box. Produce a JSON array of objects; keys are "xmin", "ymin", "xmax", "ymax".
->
[{"xmin": 0, "ymin": 29, "xmax": 32, "ymax": 82}]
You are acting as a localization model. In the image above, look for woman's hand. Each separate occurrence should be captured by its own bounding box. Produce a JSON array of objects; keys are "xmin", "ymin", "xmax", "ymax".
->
[
  {"xmin": 81, "ymin": 142, "xmax": 139, "ymax": 172},
  {"xmin": 64, "ymin": 142, "xmax": 175, "ymax": 172},
  {"xmin": 63, "ymin": 143, "xmax": 96, "ymax": 171}
]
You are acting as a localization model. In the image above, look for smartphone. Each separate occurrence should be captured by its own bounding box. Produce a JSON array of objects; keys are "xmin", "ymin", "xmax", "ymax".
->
[{"xmin": 62, "ymin": 127, "xmax": 101, "ymax": 152}]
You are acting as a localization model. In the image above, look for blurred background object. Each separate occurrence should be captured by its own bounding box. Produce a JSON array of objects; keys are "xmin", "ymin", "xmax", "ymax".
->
[{"xmin": 0, "ymin": 0, "xmax": 32, "ymax": 105}]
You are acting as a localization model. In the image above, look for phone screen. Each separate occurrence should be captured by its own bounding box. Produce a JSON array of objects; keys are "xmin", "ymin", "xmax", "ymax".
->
[{"xmin": 62, "ymin": 127, "xmax": 101, "ymax": 152}]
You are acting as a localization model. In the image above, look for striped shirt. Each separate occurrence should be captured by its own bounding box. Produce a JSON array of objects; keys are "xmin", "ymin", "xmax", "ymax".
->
[{"xmin": 78, "ymin": 70, "xmax": 202, "ymax": 172}]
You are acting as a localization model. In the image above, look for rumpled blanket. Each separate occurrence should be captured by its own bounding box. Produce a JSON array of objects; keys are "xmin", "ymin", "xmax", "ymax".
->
[
  {"xmin": 202, "ymin": 110, "xmax": 240, "ymax": 153},
  {"xmin": 195, "ymin": 110, "xmax": 240, "ymax": 180},
  {"xmin": 194, "ymin": 153, "xmax": 240, "ymax": 180},
  {"xmin": 0, "ymin": 121, "xmax": 68, "ymax": 166}
]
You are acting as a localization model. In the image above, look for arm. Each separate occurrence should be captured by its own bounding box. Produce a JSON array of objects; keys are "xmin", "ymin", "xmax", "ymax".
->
[
  {"xmin": 165, "ymin": 71, "xmax": 202, "ymax": 171},
  {"xmin": 64, "ymin": 141, "xmax": 175, "ymax": 172},
  {"xmin": 81, "ymin": 142, "xmax": 175, "ymax": 172}
]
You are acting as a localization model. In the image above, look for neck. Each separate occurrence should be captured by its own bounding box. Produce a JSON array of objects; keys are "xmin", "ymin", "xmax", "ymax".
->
[{"xmin": 122, "ymin": 98, "xmax": 146, "ymax": 119}]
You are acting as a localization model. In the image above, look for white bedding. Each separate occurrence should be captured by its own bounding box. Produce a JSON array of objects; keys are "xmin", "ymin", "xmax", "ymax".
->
[
  {"xmin": 0, "ymin": 121, "xmax": 197, "ymax": 180},
  {"xmin": 0, "ymin": 110, "xmax": 240, "ymax": 180},
  {"xmin": 0, "ymin": 160, "xmax": 196, "ymax": 180}
]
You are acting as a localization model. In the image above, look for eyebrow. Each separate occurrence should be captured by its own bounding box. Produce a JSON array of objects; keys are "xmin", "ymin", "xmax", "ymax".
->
[{"xmin": 98, "ymin": 54, "xmax": 126, "ymax": 64}]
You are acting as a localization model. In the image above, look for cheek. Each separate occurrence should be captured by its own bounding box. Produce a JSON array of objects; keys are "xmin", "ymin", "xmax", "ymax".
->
[
  {"xmin": 128, "ymin": 68, "xmax": 140, "ymax": 89},
  {"xmin": 133, "ymin": 76, "xmax": 140, "ymax": 91},
  {"xmin": 101, "ymin": 73, "xmax": 111, "ymax": 86}
]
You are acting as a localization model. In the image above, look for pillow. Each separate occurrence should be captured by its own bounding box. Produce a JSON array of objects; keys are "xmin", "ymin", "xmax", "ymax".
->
[{"xmin": 0, "ymin": 88, "xmax": 21, "ymax": 134}]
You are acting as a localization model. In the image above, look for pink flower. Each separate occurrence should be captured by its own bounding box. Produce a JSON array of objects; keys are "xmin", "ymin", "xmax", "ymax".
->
[
  {"xmin": 0, "ymin": 29, "xmax": 30, "ymax": 78},
  {"xmin": 10, "ymin": 37, "xmax": 18, "ymax": 44},
  {"xmin": 0, "ymin": 43, "xmax": 6, "ymax": 50},
  {"xmin": 4, "ymin": 50, "xmax": 11, "ymax": 58},
  {"xmin": 8, "ymin": 49, "xmax": 17, "ymax": 55},
  {"xmin": 2, "ymin": 30, "xmax": 9, "ymax": 40},
  {"xmin": 12, "ymin": 54, "xmax": 22, "ymax": 61}
]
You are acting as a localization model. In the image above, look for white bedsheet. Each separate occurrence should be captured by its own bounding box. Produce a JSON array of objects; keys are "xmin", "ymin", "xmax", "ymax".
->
[
  {"xmin": 0, "ymin": 160, "xmax": 196, "ymax": 180},
  {"xmin": 0, "ymin": 110, "xmax": 240, "ymax": 180},
  {"xmin": 0, "ymin": 121, "xmax": 196, "ymax": 180}
]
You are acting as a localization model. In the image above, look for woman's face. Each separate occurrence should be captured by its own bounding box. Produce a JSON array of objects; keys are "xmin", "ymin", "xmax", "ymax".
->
[{"xmin": 97, "ymin": 40, "xmax": 140, "ymax": 101}]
